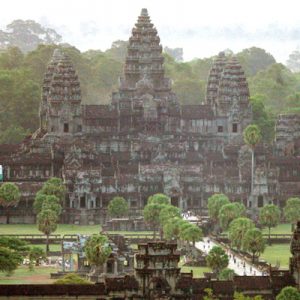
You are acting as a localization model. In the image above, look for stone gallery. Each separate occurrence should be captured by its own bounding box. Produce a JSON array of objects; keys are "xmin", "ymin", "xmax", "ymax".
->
[{"xmin": 0, "ymin": 9, "xmax": 299, "ymax": 224}]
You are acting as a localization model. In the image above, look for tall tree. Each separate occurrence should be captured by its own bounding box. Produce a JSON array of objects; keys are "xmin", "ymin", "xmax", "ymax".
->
[
  {"xmin": 84, "ymin": 234, "xmax": 111, "ymax": 275},
  {"xmin": 228, "ymin": 217, "xmax": 255, "ymax": 251},
  {"xmin": 159, "ymin": 204, "xmax": 181, "ymax": 228},
  {"xmin": 107, "ymin": 196, "xmax": 129, "ymax": 218},
  {"xmin": 219, "ymin": 268, "xmax": 236, "ymax": 281},
  {"xmin": 180, "ymin": 224, "xmax": 203, "ymax": 246},
  {"xmin": 206, "ymin": 246, "xmax": 229, "ymax": 277},
  {"xmin": 218, "ymin": 202, "xmax": 246, "ymax": 230},
  {"xmin": 242, "ymin": 228, "xmax": 265, "ymax": 263},
  {"xmin": 40, "ymin": 177, "xmax": 66, "ymax": 202},
  {"xmin": 37, "ymin": 209, "xmax": 58, "ymax": 254},
  {"xmin": 0, "ymin": 182, "xmax": 21, "ymax": 224},
  {"xmin": 143, "ymin": 202, "xmax": 166, "ymax": 239},
  {"xmin": 283, "ymin": 197, "xmax": 300, "ymax": 231},
  {"xmin": 243, "ymin": 125, "xmax": 262, "ymax": 197},
  {"xmin": 259, "ymin": 204, "xmax": 281, "ymax": 244},
  {"xmin": 207, "ymin": 194, "xmax": 230, "ymax": 226}
]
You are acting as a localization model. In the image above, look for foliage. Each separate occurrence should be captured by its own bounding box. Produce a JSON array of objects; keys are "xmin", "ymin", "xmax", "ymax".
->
[
  {"xmin": 204, "ymin": 288, "xmax": 219, "ymax": 300},
  {"xmin": 143, "ymin": 202, "xmax": 167, "ymax": 238},
  {"xmin": 0, "ymin": 236, "xmax": 29, "ymax": 275},
  {"xmin": 147, "ymin": 193, "xmax": 170, "ymax": 205},
  {"xmin": 179, "ymin": 224, "xmax": 203, "ymax": 246},
  {"xmin": 107, "ymin": 196, "xmax": 129, "ymax": 218},
  {"xmin": 207, "ymin": 194, "xmax": 230, "ymax": 223},
  {"xmin": 206, "ymin": 246, "xmax": 229, "ymax": 275},
  {"xmin": 159, "ymin": 205, "xmax": 181, "ymax": 228},
  {"xmin": 249, "ymin": 95, "xmax": 275, "ymax": 142},
  {"xmin": 34, "ymin": 194, "xmax": 61, "ymax": 215},
  {"xmin": 234, "ymin": 292, "xmax": 263, "ymax": 300},
  {"xmin": 218, "ymin": 202, "xmax": 245, "ymax": 230},
  {"xmin": 0, "ymin": 20, "xmax": 61, "ymax": 53},
  {"xmin": 236, "ymin": 47, "xmax": 276, "ymax": 77},
  {"xmin": 242, "ymin": 228, "xmax": 265, "ymax": 262},
  {"xmin": 37, "ymin": 209, "xmax": 58, "ymax": 253},
  {"xmin": 40, "ymin": 177, "xmax": 66, "ymax": 202},
  {"xmin": 54, "ymin": 273, "xmax": 92, "ymax": 285},
  {"xmin": 283, "ymin": 197, "xmax": 300, "ymax": 225},
  {"xmin": 259, "ymin": 204, "xmax": 281, "ymax": 243},
  {"xmin": 85, "ymin": 234, "xmax": 111, "ymax": 267},
  {"xmin": 0, "ymin": 182, "xmax": 20, "ymax": 207},
  {"xmin": 28, "ymin": 247, "xmax": 46, "ymax": 269},
  {"xmin": 276, "ymin": 286, "xmax": 300, "ymax": 300},
  {"xmin": 286, "ymin": 50, "xmax": 300, "ymax": 73},
  {"xmin": 228, "ymin": 218, "xmax": 255, "ymax": 250},
  {"xmin": 163, "ymin": 217, "xmax": 185, "ymax": 240},
  {"xmin": 219, "ymin": 268, "xmax": 236, "ymax": 280},
  {"xmin": 243, "ymin": 124, "xmax": 262, "ymax": 148}
]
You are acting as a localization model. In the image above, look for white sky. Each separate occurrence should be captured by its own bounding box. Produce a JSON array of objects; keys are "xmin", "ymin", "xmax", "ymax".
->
[{"xmin": 1, "ymin": 0, "xmax": 300, "ymax": 62}]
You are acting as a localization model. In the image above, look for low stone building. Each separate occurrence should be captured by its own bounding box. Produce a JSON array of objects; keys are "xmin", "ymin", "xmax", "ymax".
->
[{"xmin": 0, "ymin": 8, "xmax": 299, "ymax": 224}]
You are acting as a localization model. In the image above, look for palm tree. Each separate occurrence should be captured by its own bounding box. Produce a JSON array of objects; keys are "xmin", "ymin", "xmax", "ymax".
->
[{"xmin": 243, "ymin": 125, "xmax": 262, "ymax": 200}]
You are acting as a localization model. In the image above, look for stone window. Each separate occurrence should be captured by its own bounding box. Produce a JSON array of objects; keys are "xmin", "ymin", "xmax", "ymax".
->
[
  {"xmin": 77, "ymin": 124, "xmax": 82, "ymax": 132},
  {"xmin": 232, "ymin": 123, "xmax": 238, "ymax": 133},
  {"xmin": 64, "ymin": 123, "xmax": 69, "ymax": 133},
  {"xmin": 218, "ymin": 126, "xmax": 223, "ymax": 133}
]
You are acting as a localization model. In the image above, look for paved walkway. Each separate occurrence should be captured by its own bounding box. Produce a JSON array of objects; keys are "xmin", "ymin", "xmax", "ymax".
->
[
  {"xmin": 195, "ymin": 237, "xmax": 263, "ymax": 276},
  {"xmin": 183, "ymin": 214, "xmax": 264, "ymax": 276}
]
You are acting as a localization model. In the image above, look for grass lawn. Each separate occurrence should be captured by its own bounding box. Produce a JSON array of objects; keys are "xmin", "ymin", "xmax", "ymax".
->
[
  {"xmin": 28, "ymin": 243, "xmax": 62, "ymax": 252},
  {"xmin": 180, "ymin": 266, "xmax": 211, "ymax": 278},
  {"xmin": 0, "ymin": 266, "xmax": 57, "ymax": 284},
  {"xmin": 260, "ymin": 243, "xmax": 290, "ymax": 269},
  {"xmin": 0, "ymin": 224, "xmax": 153, "ymax": 236},
  {"xmin": 261, "ymin": 223, "xmax": 292, "ymax": 235},
  {"xmin": 0, "ymin": 224, "xmax": 101, "ymax": 235}
]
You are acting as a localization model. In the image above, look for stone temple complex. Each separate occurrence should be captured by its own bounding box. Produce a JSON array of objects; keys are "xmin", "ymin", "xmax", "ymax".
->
[{"xmin": 0, "ymin": 8, "xmax": 300, "ymax": 224}]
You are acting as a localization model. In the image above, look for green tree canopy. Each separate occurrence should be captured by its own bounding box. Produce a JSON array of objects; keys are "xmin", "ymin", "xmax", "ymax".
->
[
  {"xmin": 85, "ymin": 234, "xmax": 111, "ymax": 267},
  {"xmin": 107, "ymin": 196, "xmax": 129, "ymax": 218},
  {"xmin": 179, "ymin": 224, "xmax": 203, "ymax": 246},
  {"xmin": 54, "ymin": 273, "xmax": 91, "ymax": 285},
  {"xmin": 219, "ymin": 268, "xmax": 236, "ymax": 281},
  {"xmin": 259, "ymin": 204, "xmax": 281, "ymax": 244},
  {"xmin": 283, "ymin": 197, "xmax": 300, "ymax": 227},
  {"xmin": 207, "ymin": 194, "xmax": 230, "ymax": 224},
  {"xmin": 0, "ymin": 182, "xmax": 21, "ymax": 207},
  {"xmin": 143, "ymin": 202, "xmax": 167, "ymax": 239},
  {"xmin": 147, "ymin": 193, "xmax": 171, "ymax": 205},
  {"xmin": 228, "ymin": 217, "xmax": 255, "ymax": 250},
  {"xmin": 218, "ymin": 202, "xmax": 246, "ymax": 230},
  {"xmin": 28, "ymin": 246, "xmax": 46, "ymax": 269},
  {"xmin": 40, "ymin": 177, "xmax": 66, "ymax": 202},
  {"xmin": 206, "ymin": 246, "xmax": 229, "ymax": 275},
  {"xmin": 243, "ymin": 124, "xmax": 262, "ymax": 148},
  {"xmin": 159, "ymin": 205, "xmax": 181, "ymax": 228},
  {"xmin": 276, "ymin": 286, "xmax": 300, "ymax": 300},
  {"xmin": 242, "ymin": 228, "xmax": 265, "ymax": 263},
  {"xmin": 163, "ymin": 217, "xmax": 185, "ymax": 241},
  {"xmin": 34, "ymin": 193, "xmax": 61, "ymax": 215},
  {"xmin": 0, "ymin": 236, "xmax": 29, "ymax": 275}
]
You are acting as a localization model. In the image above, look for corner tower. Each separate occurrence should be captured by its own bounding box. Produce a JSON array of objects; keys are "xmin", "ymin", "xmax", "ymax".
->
[{"xmin": 42, "ymin": 49, "xmax": 82, "ymax": 136}]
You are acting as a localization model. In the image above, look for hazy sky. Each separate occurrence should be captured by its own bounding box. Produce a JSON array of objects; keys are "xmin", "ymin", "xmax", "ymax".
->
[{"xmin": 1, "ymin": 0, "xmax": 300, "ymax": 62}]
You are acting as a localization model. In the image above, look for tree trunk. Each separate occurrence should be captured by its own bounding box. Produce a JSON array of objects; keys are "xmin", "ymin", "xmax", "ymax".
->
[
  {"xmin": 252, "ymin": 252, "xmax": 255, "ymax": 263},
  {"xmin": 6, "ymin": 211, "xmax": 10, "ymax": 224},
  {"xmin": 251, "ymin": 148, "xmax": 254, "ymax": 196},
  {"xmin": 46, "ymin": 234, "xmax": 49, "ymax": 255},
  {"xmin": 268, "ymin": 226, "xmax": 271, "ymax": 245}
]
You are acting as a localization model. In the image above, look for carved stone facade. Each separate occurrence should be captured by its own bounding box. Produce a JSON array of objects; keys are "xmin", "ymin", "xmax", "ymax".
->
[{"xmin": 0, "ymin": 8, "xmax": 300, "ymax": 224}]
